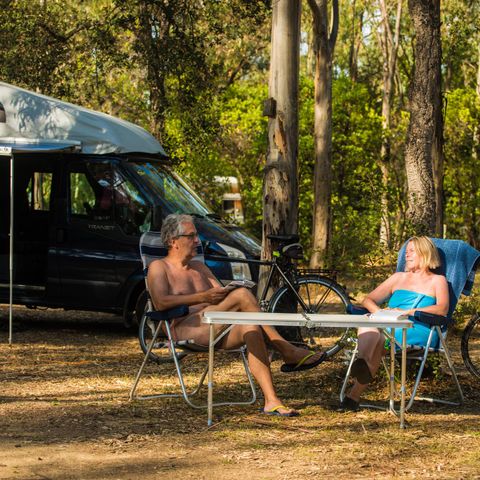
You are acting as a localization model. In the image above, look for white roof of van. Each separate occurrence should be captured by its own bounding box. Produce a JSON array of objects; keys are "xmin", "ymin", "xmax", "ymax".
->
[{"xmin": 0, "ymin": 82, "xmax": 167, "ymax": 157}]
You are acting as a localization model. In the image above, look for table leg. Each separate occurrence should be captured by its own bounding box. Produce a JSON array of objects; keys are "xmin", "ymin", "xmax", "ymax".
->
[
  {"xmin": 207, "ymin": 323, "xmax": 215, "ymax": 426},
  {"xmin": 400, "ymin": 327, "xmax": 407, "ymax": 428},
  {"xmin": 389, "ymin": 328, "xmax": 395, "ymax": 412}
]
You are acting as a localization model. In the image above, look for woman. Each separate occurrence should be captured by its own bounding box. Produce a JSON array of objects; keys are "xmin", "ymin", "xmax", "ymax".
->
[{"xmin": 340, "ymin": 236, "xmax": 449, "ymax": 411}]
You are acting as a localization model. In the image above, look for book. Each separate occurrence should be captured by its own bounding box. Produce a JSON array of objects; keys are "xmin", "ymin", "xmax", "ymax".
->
[
  {"xmin": 369, "ymin": 309, "xmax": 409, "ymax": 321},
  {"xmin": 224, "ymin": 279, "xmax": 256, "ymax": 290}
]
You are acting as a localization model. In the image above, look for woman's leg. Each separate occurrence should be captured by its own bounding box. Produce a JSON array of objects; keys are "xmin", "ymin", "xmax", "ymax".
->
[{"xmin": 347, "ymin": 327, "xmax": 386, "ymax": 402}]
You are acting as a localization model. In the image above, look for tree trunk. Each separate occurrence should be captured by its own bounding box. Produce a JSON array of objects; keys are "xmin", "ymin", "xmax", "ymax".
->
[
  {"xmin": 308, "ymin": 0, "xmax": 338, "ymax": 268},
  {"xmin": 378, "ymin": 0, "xmax": 402, "ymax": 248},
  {"xmin": 348, "ymin": 0, "xmax": 363, "ymax": 83},
  {"xmin": 404, "ymin": 0, "xmax": 441, "ymax": 236},
  {"xmin": 262, "ymin": 0, "xmax": 301, "ymax": 265},
  {"xmin": 137, "ymin": 2, "xmax": 168, "ymax": 141}
]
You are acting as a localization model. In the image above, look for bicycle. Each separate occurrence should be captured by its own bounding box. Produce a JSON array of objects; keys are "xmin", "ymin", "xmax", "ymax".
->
[
  {"xmin": 139, "ymin": 233, "xmax": 352, "ymax": 363},
  {"xmin": 461, "ymin": 312, "xmax": 480, "ymax": 380}
]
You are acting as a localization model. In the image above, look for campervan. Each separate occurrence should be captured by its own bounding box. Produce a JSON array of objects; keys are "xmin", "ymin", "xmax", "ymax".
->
[{"xmin": 0, "ymin": 82, "xmax": 261, "ymax": 326}]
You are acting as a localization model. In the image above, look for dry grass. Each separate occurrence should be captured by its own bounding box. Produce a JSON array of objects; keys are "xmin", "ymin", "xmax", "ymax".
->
[{"xmin": 1, "ymin": 305, "xmax": 480, "ymax": 480}]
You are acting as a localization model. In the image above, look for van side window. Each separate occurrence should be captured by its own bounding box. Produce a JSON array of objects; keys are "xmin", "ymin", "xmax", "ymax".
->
[
  {"xmin": 69, "ymin": 163, "xmax": 114, "ymax": 221},
  {"xmin": 112, "ymin": 168, "xmax": 149, "ymax": 235},
  {"xmin": 26, "ymin": 172, "xmax": 52, "ymax": 212}
]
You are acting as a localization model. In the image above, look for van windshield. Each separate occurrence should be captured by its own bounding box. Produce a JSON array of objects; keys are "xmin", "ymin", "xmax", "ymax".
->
[{"xmin": 130, "ymin": 162, "xmax": 212, "ymax": 216}]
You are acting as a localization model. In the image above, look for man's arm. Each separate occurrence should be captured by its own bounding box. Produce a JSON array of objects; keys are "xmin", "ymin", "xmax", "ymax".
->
[
  {"xmin": 147, "ymin": 260, "xmax": 228, "ymax": 311},
  {"xmin": 190, "ymin": 260, "xmax": 222, "ymax": 288}
]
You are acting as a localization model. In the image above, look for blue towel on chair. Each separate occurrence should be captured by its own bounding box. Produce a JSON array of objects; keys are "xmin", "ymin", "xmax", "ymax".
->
[{"xmin": 397, "ymin": 238, "xmax": 480, "ymax": 318}]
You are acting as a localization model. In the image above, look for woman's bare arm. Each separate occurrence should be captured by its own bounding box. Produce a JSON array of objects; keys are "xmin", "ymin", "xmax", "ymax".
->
[{"xmin": 362, "ymin": 272, "xmax": 402, "ymax": 313}]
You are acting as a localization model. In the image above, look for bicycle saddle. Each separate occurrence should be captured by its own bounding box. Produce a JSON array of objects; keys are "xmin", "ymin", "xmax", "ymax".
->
[
  {"xmin": 267, "ymin": 234, "xmax": 300, "ymax": 243},
  {"xmin": 281, "ymin": 243, "xmax": 303, "ymax": 259}
]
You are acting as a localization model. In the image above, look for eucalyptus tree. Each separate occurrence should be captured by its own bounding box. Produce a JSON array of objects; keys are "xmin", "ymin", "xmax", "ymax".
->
[
  {"xmin": 377, "ymin": 0, "xmax": 403, "ymax": 248},
  {"xmin": 306, "ymin": 0, "xmax": 339, "ymax": 268},
  {"xmin": 404, "ymin": 0, "xmax": 442, "ymax": 235},
  {"xmin": 262, "ymin": 0, "xmax": 302, "ymax": 264}
]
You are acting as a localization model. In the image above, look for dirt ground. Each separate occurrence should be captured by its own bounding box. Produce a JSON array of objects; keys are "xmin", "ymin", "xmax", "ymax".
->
[{"xmin": 1, "ymin": 304, "xmax": 480, "ymax": 480}]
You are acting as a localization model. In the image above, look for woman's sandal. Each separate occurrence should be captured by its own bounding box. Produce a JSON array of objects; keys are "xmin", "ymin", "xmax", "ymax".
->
[{"xmin": 337, "ymin": 396, "xmax": 360, "ymax": 412}]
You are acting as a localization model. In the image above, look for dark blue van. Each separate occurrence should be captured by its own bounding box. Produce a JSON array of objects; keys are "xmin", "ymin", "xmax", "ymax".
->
[{"xmin": 0, "ymin": 83, "xmax": 261, "ymax": 326}]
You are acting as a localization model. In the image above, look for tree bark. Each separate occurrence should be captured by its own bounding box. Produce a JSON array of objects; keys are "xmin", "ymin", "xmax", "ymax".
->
[
  {"xmin": 308, "ymin": 0, "xmax": 338, "ymax": 268},
  {"xmin": 378, "ymin": 0, "xmax": 402, "ymax": 248},
  {"xmin": 262, "ymin": 0, "xmax": 301, "ymax": 263},
  {"xmin": 404, "ymin": 0, "xmax": 441, "ymax": 236},
  {"xmin": 348, "ymin": 0, "xmax": 363, "ymax": 83}
]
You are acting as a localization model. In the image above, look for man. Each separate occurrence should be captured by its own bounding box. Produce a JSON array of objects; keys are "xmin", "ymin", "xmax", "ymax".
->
[{"xmin": 147, "ymin": 214, "xmax": 326, "ymax": 417}]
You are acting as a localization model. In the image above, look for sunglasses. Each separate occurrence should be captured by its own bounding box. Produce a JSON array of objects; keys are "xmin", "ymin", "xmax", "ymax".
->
[{"xmin": 176, "ymin": 233, "xmax": 199, "ymax": 239}]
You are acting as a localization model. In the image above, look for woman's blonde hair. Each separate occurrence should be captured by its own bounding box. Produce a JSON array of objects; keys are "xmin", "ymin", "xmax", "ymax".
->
[{"xmin": 407, "ymin": 236, "xmax": 441, "ymax": 270}]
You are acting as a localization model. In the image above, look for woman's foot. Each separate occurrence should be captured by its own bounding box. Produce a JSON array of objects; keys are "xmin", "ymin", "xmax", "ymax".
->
[{"xmin": 337, "ymin": 396, "xmax": 360, "ymax": 412}]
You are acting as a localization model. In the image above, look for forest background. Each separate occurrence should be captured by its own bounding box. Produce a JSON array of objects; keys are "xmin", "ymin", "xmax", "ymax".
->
[{"xmin": 1, "ymin": 0, "xmax": 479, "ymax": 273}]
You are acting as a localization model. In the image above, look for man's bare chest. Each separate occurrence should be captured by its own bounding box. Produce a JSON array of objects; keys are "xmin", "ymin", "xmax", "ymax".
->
[{"xmin": 166, "ymin": 267, "xmax": 211, "ymax": 295}]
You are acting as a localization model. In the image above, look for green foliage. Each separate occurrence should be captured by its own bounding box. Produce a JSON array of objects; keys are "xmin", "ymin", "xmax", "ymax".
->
[
  {"xmin": 297, "ymin": 75, "xmax": 384, "ymax": 269},
  {"xmin": 444, "ymin": 88, "xmax": 480, "ymax": 246},
  {"xmin": 2, "ymin": 0, "xmax": 480, "ymax": 278}
]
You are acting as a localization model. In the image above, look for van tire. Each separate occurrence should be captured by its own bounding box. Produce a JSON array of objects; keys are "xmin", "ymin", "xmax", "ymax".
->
[{"xmin": 133, "ymin": 289, "xmax": 148, "ymax": 327}]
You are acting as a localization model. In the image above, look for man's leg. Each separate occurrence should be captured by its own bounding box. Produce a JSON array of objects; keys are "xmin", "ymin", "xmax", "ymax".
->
[
  {"xmin": 205, "ymin": 287, "xmax": 325, "ymax": 366},
  {"xmin": 219, "ymin": 323, "xmax": 297, "ymax": 415}
]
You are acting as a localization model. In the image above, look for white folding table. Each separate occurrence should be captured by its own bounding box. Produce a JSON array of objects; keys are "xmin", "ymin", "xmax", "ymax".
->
[{"xmin": 202, "ymin": 311, "xmax": 413, "ymax": 428}]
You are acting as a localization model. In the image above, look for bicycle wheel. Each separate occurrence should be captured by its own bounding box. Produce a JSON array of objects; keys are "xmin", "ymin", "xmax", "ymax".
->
[
  {"xmin": 461, "ymin": 313, "xmax": 480, "ymax": 380},
  {"xmin": 138, "ymin": 312, "xmax": 175, "ymax": 364},
  {"xmin": 269, "ymin": 276, "xmax": 352, "ymax": 358}
]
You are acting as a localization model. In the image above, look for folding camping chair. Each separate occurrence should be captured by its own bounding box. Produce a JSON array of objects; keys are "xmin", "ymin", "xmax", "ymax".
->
[
  {"xmin": 129, "ymin": 227, "xmax": 257, "ymax": 409},
  {"xmin": 341, "ymin": 238, "xmax": 480, "ymax": 411}
]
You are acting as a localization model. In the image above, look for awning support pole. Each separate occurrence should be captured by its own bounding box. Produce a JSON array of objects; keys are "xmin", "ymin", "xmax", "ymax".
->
[{"xmin": 9, "ymin": 152, "xmax": 14, "ymax": 344}]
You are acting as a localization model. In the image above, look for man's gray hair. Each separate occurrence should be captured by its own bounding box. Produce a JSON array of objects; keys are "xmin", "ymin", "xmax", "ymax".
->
[{"xmin": 161, "ymin": 214, "xmax": 194, "ymax": 248}]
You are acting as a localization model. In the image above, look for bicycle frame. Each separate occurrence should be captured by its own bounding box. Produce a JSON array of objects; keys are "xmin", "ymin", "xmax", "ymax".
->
[{"xmin": 204, "ymin": 253, "xmax": 325, "ymax": 314}]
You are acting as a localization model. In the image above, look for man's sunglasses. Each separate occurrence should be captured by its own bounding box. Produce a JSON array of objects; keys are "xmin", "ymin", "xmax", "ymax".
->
[{"xmin": 176, "ymin": 233, "xmax": 199, "ymax": 239}]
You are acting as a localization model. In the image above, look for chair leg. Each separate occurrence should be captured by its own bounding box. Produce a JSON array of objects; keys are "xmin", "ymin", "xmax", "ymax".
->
[
  {"xmin": 407, "ymin": 326, "xmax": 463, "ymax": 409},
  {"xmin": 437, "ymin": 327, "xmax": 464, "ymax": 404},
  {"xmin": 129, "ymin": 318, "xmax": 164, "ymax": 401},
  {"xmin": 130, "ymin": 321, "xmax": 256, "ymax": 409},
  {"xmin": 339, "ymin": 343, "xmax": 358, "ymax": 402}
]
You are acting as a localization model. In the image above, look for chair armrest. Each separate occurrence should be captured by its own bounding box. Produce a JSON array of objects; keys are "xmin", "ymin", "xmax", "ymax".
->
[
  {"xmin": 411, "ymin": 311, "xmax": 453, "ymax": 327},
  {"xmin": 146, "ymin": 305, "xmax": 189, "ymax": 321},
  {"xmin": 347, "ymin": 304, "xmax": 369, "ymax": 315}
]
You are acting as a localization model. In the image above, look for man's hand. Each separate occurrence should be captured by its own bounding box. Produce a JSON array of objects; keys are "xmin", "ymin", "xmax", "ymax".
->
[{"xmin": 203, "ymin": 287, "xmax": 230, "ymax": 304}]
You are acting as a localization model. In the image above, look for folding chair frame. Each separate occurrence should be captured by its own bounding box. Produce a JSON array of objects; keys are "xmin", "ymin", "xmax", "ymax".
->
[
  {"xmin": 340, "ymin": 324, "xmax": 464, "ymax": 412},
  {"xmin": 132, "ymin": 229, "xmax": 256, "ymax": 409},
  {"xmin": 129, "ymin": 313, "xmax": 257, "ymax": 410}
]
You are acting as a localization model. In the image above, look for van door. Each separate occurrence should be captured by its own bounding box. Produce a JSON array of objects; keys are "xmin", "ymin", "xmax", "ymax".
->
[
  {"xmin": 0, "ymin": 155, "xmax": 59, "ymax": 303},
  {"xmin": 56, "ymin": 160, "xmax": 121, "ymax": 309},
  {"xmin": 56, "ymin": 159, "xmax": 151, "ymax": 311}
]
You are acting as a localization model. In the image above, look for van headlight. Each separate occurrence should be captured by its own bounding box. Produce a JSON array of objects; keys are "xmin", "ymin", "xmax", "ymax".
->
[{"xmin": 217, "ymin": 242, "xmax": 252, "ymax": 280}]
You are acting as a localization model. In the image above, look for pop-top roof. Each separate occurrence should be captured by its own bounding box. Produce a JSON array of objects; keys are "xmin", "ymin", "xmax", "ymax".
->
[{"xmin": 0, "ymin": 82, "xmax": 167, "ymax": 157}]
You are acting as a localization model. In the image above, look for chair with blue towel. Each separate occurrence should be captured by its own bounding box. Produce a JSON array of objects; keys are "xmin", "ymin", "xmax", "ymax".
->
[{"xmin": 340, "ymin": 238, "xmax": 480, "ymax": 411}]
